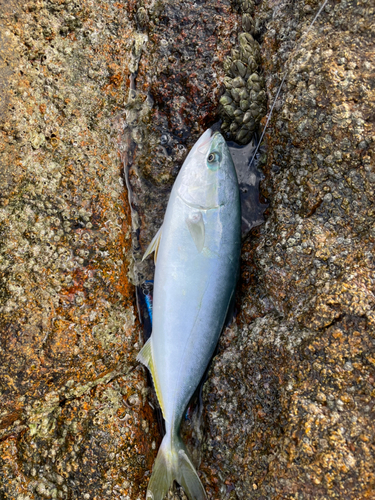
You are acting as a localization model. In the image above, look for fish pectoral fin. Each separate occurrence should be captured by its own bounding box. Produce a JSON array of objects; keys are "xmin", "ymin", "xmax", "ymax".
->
[
  {"xmin": 186, "ymin": 212, "xmax": 205, "ymax": 253},
  {"xmin": 136, "ymin": 337, "xmax": 152, "ymax": 369},
  {"xmin": 142, "ymin": 225, "xmax": 163, "ymax": 263}
]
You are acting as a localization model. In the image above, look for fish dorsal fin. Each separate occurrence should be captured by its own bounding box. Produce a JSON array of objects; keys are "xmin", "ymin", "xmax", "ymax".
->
[
  {"xmin": 142, "ymin": 225, "xmax": 163, "ymax": 263},
  {"xmin": 136, "ymin": 337, "xmax": 153, "ymax": 369},
  {"xmin": 186, "ymin": 212, "xmax": 205, "ymax": 252}
]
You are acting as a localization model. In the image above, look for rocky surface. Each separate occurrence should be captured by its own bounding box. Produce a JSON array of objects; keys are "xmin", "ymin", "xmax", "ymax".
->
[
  {"xmin": 201, "ymin": 0, "xmax": 375, "ymax": 498},
  {"xmin": 0, "ymin": 0, "xmax": 374, "ymax": 499},
  {"xmin": 0, "ymin": 0, "xmax": 158, "ymax": 498}
]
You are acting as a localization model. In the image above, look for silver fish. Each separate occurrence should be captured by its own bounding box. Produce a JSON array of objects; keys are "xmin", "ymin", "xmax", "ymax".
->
[{"xmin": 138, "ymin": 129, "xmax": 241, "ymax": 500}]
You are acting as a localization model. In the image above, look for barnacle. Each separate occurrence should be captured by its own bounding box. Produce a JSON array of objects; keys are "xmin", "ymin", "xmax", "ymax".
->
[
  {"xmin": 136, "ymin": 7, "xmax": 149, "ymax": 28},
  {"xmin": 234, "ymin": 0, "xmax": 255, "ymax": 15},
  {"xmin": 220, "ymin": 30, "xmax": 266, "ymax": 144},
  {"xmin": 242, "ymin": 14, "xmax": 254, "ymax": 34}
]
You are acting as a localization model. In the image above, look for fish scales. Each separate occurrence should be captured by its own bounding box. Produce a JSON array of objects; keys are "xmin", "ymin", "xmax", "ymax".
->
[
  {"xmin": 153, "ymin": 191, "xmax": 239, "ymax": 421},
  {"xmin": 138, "ymin": 129, "xmax": 241, "ymax": 500}
]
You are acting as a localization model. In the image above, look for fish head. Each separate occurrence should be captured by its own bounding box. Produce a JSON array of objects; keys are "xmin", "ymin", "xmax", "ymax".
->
[{"xmin": 176, "ymin": 129, "xmax": 238, "ymax": 209}]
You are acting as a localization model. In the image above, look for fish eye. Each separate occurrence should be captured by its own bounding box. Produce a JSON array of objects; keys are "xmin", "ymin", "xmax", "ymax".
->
[{"xmin": 207, "ymin": 152, "xmax": 220, "ymax": 163}]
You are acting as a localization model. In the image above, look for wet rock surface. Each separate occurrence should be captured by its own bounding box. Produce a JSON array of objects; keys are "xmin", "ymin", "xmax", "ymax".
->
[
  {"xmin": 0, "ymin": 0, "xmax": 374, "ymax": 499},
  {"xmin": 201, "ymin": 0, "xmax": 375, "ymax": 498},
  {"xmin": 0, "ymin": 0, "xmax": 158, "ymax": 498}
]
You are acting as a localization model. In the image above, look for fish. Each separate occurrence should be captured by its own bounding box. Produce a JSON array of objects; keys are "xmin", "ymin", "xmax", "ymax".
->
[{"xmin": 137, "ymin": 128, "xmax": 241, "ymax": 500}]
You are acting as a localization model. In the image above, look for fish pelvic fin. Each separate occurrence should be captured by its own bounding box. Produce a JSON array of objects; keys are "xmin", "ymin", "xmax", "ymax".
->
[
  {"xmin": 146, "ymin": 433, "xmax": 207, "ymax": 500},
  {"xmin": 142, "ymin": 225, "xmax": 163, "ymax": 263}
]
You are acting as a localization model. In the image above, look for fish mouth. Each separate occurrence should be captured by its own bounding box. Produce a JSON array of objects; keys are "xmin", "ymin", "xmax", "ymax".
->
[
  {"xmin": 210, "ymin": 131, "xmax": 226, "ymax": 148},
  {"xmin": 196, "ymin": 129, "xmax": 225, "ymax": 154},
  {"xmin": 196, "ymin": 128, "xmax": 213, "ymax": 155},
  {"xmin": 176, "ymin": 128, "xmax": 226, "ymax": 210}
]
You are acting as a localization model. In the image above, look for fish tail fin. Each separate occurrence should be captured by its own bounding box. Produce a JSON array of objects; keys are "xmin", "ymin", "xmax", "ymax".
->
[
  {"xmin": 145, "ymin": 436, "xmax": 173, "ymax": 500},
  {"xmin": 146, "ymin": 433, "xmax": 207, "ymax": 500}
]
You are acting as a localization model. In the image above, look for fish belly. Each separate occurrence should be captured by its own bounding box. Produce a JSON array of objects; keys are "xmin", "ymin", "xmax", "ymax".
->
[{"xmin": 151, "ymin": 194, "xmax": 240, "ymax": 428}]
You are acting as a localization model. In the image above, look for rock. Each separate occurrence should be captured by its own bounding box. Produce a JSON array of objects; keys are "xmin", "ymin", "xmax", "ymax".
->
[
  {"xmin": 201, "ymin": 0, "xmax": 375, "ymax": 498},
  {"xmin": 0, "ymin": 0, "xmax": 158, "ymax": 498}
]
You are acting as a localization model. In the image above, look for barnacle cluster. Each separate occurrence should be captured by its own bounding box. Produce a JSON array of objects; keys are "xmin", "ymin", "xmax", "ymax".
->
[
  {"xmin": 220, "ymin": 1, "xmax": 266, "ymax": 145},
  {"xmin": 235, "ymin": 0, "xmax": 256, "ymax": 34}
]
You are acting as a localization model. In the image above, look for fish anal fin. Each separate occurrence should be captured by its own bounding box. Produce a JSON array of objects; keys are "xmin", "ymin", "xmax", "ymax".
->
[
  {"xmin": 137, "ymin": 338, "xmax": 165, "ymax": 417},
  {"xmin": 142, "ymin": 225, "xmax": 163, "ymax": 263},
  {"xmin": 136, "ymin": 337, "xmax": 152, "ymax": 369},
  {"xmin": 186, "ymin": 212, "xmax": 205, "ymax": 253}
]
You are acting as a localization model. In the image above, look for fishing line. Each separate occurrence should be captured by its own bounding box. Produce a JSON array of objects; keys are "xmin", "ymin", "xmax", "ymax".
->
[{"xmin": 249, "ymin": 0, "xmax": 329, "ymax": 167}]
